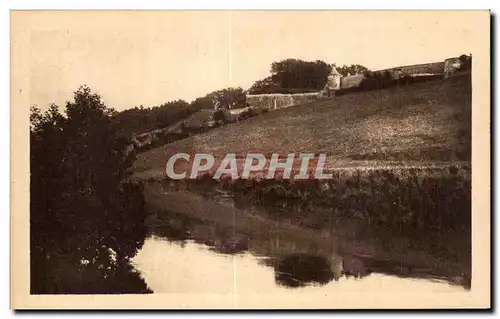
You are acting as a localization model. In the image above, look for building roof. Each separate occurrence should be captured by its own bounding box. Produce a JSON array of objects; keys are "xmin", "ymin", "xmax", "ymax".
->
[{"xmin": 330, "ymin": 67, "xmax": 341, "ymax": 76}]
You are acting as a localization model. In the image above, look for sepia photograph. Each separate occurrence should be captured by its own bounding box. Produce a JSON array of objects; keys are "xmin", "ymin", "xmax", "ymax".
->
[{"xmin": 10, "ymin": 10, "xmax": 491, "ymax": 309}]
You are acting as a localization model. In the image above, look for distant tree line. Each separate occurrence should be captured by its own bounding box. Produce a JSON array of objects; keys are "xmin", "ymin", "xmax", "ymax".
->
[
  {"xmin": 112, "ymin": 87, "xmax": 246, "ymax": 139},
  {"xmin": 112, "ymin": 100, "xmax": 191, "ymax": 138}
]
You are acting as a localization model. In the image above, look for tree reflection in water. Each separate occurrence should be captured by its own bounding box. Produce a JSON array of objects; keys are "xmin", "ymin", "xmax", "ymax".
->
[
  {"xmin": 274, "ymin": 254, "xmax": 335, "ymax": 288},
  {"xmin": 272, "ymin": 253, "xmax": 373, "ymax": 288}
]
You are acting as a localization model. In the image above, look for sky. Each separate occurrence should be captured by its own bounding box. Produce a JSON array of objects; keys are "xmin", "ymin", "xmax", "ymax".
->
[{"xmin": 15, "ymin": 11, "xmax": 484, "ymax": 111}]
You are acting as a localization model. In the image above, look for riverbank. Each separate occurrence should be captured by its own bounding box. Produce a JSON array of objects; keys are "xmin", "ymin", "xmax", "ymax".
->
[{"xmin": 143, "ymin": 163, "xmax": 470, "ymax": 237}]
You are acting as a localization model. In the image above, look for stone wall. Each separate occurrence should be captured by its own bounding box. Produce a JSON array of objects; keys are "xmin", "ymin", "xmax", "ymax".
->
[
  {"xmin": 340, "ymin": 74, "xmax": 366, "ymax": 89},
  {"xmin": 246, "ymin": 92, "xmax": 322, "ymax": 110},
  {"xmin": 378, "ymin": 61, "xmax": 445, "ymax": 79},
  {"xmin": 340, "ymin": 60, "xmax": 448, "ymax": 91}
]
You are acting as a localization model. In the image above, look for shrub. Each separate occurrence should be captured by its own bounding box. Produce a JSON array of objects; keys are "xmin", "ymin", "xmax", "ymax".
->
[
  {"xmin": 238, "ymin": 107, "xmax": 258, "ymax": 121},
  {"xmin": 213, "ymin": 109, "xmax": 228, "ymax": 124}
]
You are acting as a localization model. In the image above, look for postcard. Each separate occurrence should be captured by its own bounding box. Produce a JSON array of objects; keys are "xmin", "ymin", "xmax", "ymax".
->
[{"xmin": 11, "ymin": 10, "xmax": 491, "ymax": 309}]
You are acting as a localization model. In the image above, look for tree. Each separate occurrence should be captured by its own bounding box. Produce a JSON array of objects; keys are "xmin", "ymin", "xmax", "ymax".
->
[
  {"xmin": 189, "ymin": 87, "xmax": 247, "ymax": 112},
  {"xmin": 190, "ymin": 95, "xmax": 214, "ymax": 111},
  {"xmin": 270, "ymin": 59, "xmax": 332, "ymax": 90},
  {"xmin": 153, "ymin": 99, "xmax": 190, "ymax": 128},
  {"xmin": 30, "ymin": 86, "xmax": 150, "ymax": 294},
  {"xmin": 458, "ymin": 54, "xmax": 472, "ymax": 71},
  {"xmin": 209, "ymin": 87, "xmax": 247, "ymax": 110},
  {"xmin": 248, "ymin": 76, "xmax": 279, "ymax": 94},
  {"xmin": 336, "ymin": 64, "xmax": 369, "ymax": 77}
]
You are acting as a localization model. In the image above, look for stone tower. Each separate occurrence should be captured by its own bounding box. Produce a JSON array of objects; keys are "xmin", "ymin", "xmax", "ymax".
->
[{"xmin": 323, "ymin": 67, "xmax": 341, "ymax": 97}]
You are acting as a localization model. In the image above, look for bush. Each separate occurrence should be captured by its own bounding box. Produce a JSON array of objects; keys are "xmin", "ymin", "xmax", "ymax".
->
[
  {"xmin": 213, "ymin": 109, "xmax": 228, "ymax": 124},
  {"xmin": 359, "ymin": 70, "xmax": 393, "ymax": 90},
  {"xmin": 238, "ymin": 107, "xmax": 258, "ymax": 121}
]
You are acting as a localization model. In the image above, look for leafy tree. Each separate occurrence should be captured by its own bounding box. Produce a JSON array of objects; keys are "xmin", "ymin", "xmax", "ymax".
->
[
  {"xmin": 270, "ymin": 59, "xmax": 332, "ymax": 90},
  {"xmin": 458, "ymin": 54, "xmax": 472, "ymax": 71},
  {"xmin": 336, "ymin": 64, "xmax": 369, "ymax": 77},
  {"xmin": 30, "ymin": 86, "xmax": 150, "ymax": 294},
  {"xmin": 209, "ymin": 87, "xmax": 246, "ymax": 110},
  {"xmin": 153, "ymin": 100, "xmax": 190, "ymax": 128},
  {"xmin": 190, "ymin": 87, "xmax": 246, "ymax": 111},
  {"xmin": 248, "ymin": 76, "xmax": 277, "ymax": 94},
  {"xmin": 190, "ymin": 95, "xmax": 215, "ymax": 111},
  {"xmin": 249, "ymin": 59, "xmax": 341, "ymax": 93}
]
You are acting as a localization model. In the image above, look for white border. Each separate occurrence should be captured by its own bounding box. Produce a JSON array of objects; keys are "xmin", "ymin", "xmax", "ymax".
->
[{"xmin": 4, "ymin": 1, "xmax": 497, "ymax": 317}]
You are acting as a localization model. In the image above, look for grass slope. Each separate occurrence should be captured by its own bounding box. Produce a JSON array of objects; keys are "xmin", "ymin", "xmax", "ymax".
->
[{"xmin": 132, "ymin": 75, "xmax": 471, "ymax": 178}]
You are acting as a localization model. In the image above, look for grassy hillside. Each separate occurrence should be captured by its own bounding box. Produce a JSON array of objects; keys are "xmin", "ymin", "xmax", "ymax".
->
[{"xmin": 132, "ymin": 74, "xmax": 471, "ymax": 178}]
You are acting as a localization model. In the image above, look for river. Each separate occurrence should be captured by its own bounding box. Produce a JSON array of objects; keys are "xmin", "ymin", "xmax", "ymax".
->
[{"xmin": 130, "ymin": 182, "xmax": 470, "ymax": 294}]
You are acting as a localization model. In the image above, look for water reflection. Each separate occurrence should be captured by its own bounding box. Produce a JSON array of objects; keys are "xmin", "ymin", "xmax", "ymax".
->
[
  {"xmin": 132, "ymin": 237, "xmax": 468, "ymax": 294},
  {"xmin": 138, "ymin": 188, "xmax": 470, "ymax": 292},
  {"xmin": 274, "ymin": 254, "xmax": 337, "ymax": 288}
]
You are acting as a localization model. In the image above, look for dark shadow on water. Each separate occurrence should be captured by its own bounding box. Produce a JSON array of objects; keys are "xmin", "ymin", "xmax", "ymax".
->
[
  {"xmin": 269, "ymin": 252, "xmax": 469, "ymax": 290},
  {"xmin": 264, "ymin": 253, "xmax": 374, "ymax": 288},
  {"xmin": 274, "ymin": 254, "xmax": 335, "ymax": 288}
]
